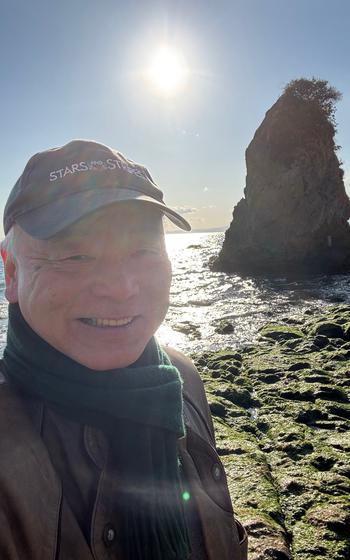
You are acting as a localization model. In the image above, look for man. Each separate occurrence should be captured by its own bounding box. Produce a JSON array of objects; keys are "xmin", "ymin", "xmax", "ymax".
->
[{"xmin": 0, "ymin": 140, "xmax": 247, "ymax": 559}]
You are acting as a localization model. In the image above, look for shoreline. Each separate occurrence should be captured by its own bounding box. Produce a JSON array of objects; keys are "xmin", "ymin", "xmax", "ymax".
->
[{"xmin": 192, "ymin": 304, "xmax": 350, "ymax": 559}]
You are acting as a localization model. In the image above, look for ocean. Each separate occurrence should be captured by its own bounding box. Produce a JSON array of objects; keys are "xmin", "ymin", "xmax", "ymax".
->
[{"xmin": 1, "ymin": 231, "xmax": 350, "ymax": 355}]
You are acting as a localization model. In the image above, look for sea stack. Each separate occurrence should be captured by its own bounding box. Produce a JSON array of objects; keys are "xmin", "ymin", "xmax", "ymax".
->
[{"xmin": 213, "ymin": 79, "xmax": 350, "ymax": 276}]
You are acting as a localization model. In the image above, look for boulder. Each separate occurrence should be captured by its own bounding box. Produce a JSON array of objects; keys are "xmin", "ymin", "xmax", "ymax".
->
[
  {"xmin": 311, "ymin": 321, "xmax": 345, "ymax": 339},
  {"xmin": 213, "ymin": 89, "xmax": 350, "ymax": 276},
  {"xmin": 214, "ymin": 319, "xmax": 235, "ymax": 334}
]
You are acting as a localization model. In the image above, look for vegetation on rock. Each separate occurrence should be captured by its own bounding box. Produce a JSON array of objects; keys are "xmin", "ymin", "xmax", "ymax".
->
[{"xmin": 282, "ymin": 78, "xmax": 342, "ymax": 127}]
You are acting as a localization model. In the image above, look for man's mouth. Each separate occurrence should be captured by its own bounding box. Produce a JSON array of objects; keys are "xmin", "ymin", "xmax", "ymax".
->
[{"xmin": 79, "ymin": 317, "xmax": 135, "ymax": 328}]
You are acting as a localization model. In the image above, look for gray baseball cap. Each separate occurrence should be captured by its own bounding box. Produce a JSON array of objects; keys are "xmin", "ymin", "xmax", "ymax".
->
[{"xmin": 4, "ymin": 139, "xmax": 191, "ymax": 238}]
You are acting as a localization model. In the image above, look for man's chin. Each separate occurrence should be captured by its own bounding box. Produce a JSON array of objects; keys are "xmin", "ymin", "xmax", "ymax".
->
[{"xmin": 70, "ymin": 349, "xmax": 146, "ymax": 371}]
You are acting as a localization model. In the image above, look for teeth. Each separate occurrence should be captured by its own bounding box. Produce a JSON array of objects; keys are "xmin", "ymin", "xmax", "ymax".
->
[{"xmin": 82, "ymin": 317, "xmax": 134, "ymax": 327}]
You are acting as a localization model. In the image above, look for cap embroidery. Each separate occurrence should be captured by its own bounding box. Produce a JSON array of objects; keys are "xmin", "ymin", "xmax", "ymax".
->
[{"xmin": 49, "ymin": 158, "xmax": 148, "ymax": 182}]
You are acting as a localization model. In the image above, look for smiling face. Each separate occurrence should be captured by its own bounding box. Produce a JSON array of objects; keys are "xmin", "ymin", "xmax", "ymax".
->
[{"xmin": 5, "ymin": 202, "xmax": 172, "ymax": 370}]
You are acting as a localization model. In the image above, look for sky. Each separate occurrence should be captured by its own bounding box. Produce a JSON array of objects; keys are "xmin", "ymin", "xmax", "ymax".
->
[{"xmin": 1, "ymin": 0, "xmax": 350, "ymax": 235}]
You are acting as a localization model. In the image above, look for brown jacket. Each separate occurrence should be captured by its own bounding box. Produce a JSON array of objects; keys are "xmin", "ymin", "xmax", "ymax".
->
[{"xmin": 0, "ymin": 348, "xmax": 247, "ymax": 560}]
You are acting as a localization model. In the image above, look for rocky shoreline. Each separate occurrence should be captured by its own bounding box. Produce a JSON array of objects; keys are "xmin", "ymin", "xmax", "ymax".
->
[{"xmin": 192, "ymin": 304, "xmax": 350, "ymax": 559}]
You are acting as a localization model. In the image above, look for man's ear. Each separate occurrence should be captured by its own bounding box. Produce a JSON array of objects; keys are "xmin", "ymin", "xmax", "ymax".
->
[{"xmin": 1, "ymin": 248, "xmax": 19, "ymax": 303}]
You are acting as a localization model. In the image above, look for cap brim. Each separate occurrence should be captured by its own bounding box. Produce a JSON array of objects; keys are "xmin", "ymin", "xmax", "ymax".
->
[{"xmin": 15, "ymin": 187, "xmax": 192, "ymax": 239}]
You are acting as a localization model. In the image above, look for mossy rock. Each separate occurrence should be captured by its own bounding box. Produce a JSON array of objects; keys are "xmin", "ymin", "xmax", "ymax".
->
[
  {"xmin": 313, "ymin": 334, "xmax": 330, "ymax": 348},
  {"xmin": 314, "ymin": 386, "xmax": 349, "ymax": 402},
  {"xmin": 173, "ymin": 321, "xmax": 201, "ymax": 338},
  {"xmin": 214, "ymin": 320, "xmax": 235, "ymax": 334},
  {"xmin": 208, "ymin": 397, "xmax": 228, "ymax": 418},
  {"xmin": 292, "ymin": 518, "xmax": 349, "ymax": 559},
  {"xmin": 311, "ymin": 321, "xmax": 345, "ymax": 339},
  {"xmin": 219, "ymin": 386, "xmax": 256, "ymax": 408},
  {"xmin": 344, "ymin": 322, "xmax": 350, "ymax": 340},
  {"xmin": 288, "ymin": 361, "xmax": 311, "ymax": 371},
  {"xmin": 259, "ymin": 324, "xmax": 304, "ymax": 341}
]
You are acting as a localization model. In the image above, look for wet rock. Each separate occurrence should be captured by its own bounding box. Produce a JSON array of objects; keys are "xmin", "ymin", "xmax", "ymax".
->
[
  {"xmin": 313, "ymin": 334, "xmax": 329, "ymax": 348},
  {"xmin": 306, "ymin": 503, "xmax": 350, "ymax": 532},
  {"xmin": 253, "ymin": 366, "xmax": 280, "ymax": 375},
  {"xmin": 209, "ymin": 400, "xmax": 227, "ymax": 418},
  {"xmin": 280, "ymin": 479, "xmax": 305, "ymax": 495},
  {"xmin": 281, "ymin": 339, "xmax": 302, "ymax": 350},
  {"xmin": 303, "ymin": 376, "xmax": 330, "ymax": 385},
  {"xmin": 310, "ymin": 455, "xmax": 336, "ymax": 471},
  {"xmin": 294, "ymin": 341, "xmax": 319, "ymax": 353},
  {"xmin": 314, "ymin": 386, "xmax": 348, "ymax": 402},
  {"xmin": 260, "ymin": 374, "xmax": 280, "ymax": 384},
  {"xmin": 214, "ymin": 320, "xmax": 235, "ymax": 334},
  {"xmin": 210, "ymin": 369, "xmax": 224, "ymax": 379},
  {"xmin": 303, "ymin": 308, "xmax": 316, "ymax": 316},
  {"xmin": 257, "ymin": 421, "xmax": 270, "ymax": 433},
  {"xmin": 211, "ymin": 350, "xmax": 242, "ymax": 362},
  {"xmin": 281, "ymin": 317, "xmax": 303, "ymax": 325},
  {"xmin": 188, "ymin": 299, "xmax": 212, "ymax": 307},
  {"xmin": 311, "ymin": 321, "xmax": 345, "ymax": 338},
  {"xmin": 173, "ymin": 321, "xmax": 201, "ymax": 338},
  {"xmin": 278, "ymin": 442, "xmax": 314, "ymax": 460},
  {"xmin": 259, "ymin": 325, "xmax": 304, "ymax": 342},
  {"xmin": 332, "ymin": 348, "xmax": 350, "ymax": 360},
  {"xmin": 279, "ymin": 389, "xmax": 315, "ymax": 402},
  {"xmin": 287, "ymin": 362, "xmax": 311, "ymax": 371},
  {"xmin": 296, "ymin": 408, "xmax": 328, "ymax": 424},
  {"xmin": 220, "ymin": 386, "xmax": 256, "ymax": 408},
  {"xmin": 226, "ymin": 364, "xmax": 241, "ymax": 376},
  {"xmin": 344, "ymin": 323, "xmax": 350, "ymax": 340},
  {"xmin": 328, "ymin": 404, "xmax": 350, "ymax": 420}
]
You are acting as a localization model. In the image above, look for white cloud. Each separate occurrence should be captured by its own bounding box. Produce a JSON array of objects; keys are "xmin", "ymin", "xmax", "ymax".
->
[{"xmin": 173, "ymin": 206, "xmax": 197, "ymax": 215}]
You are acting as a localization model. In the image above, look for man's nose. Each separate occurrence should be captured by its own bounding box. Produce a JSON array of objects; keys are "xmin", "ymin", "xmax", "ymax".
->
[{"xmin": 89, "ymin": 259, "xmax": 140, "ymax": 301}]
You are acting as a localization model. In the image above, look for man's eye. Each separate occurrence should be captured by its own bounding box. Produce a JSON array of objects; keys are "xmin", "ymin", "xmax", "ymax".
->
[{"xmin": 63, "ymin": 255, "xmax": 90, "ymax": 262}]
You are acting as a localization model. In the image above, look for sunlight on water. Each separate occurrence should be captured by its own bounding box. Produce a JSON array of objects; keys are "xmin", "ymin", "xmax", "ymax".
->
[{"xmin": 157, "ymin": 232, "xmax": 350, "ymax": 355}]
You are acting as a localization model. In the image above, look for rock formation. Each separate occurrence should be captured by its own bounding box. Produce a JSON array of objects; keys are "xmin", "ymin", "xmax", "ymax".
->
[{"xmin": 213, "ymin": 81, "xmax": 350, "ymax": 276}]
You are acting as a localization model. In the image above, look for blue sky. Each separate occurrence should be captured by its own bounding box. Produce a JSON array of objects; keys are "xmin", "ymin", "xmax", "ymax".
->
[{"xmin": 1, "ymin": 0, "xmax": 350, "ymax": 234}]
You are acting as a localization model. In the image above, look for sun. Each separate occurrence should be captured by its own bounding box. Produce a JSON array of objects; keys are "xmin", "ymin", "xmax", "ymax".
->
[{"xmin": 147, "ymin": 46, "xmax": 189, "ymax": 96}]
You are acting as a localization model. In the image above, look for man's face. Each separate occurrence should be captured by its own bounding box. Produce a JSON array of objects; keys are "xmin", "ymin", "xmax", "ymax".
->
[{"xmin": 7, "ymin": 203, "xmax": 172, "ymax": 370}]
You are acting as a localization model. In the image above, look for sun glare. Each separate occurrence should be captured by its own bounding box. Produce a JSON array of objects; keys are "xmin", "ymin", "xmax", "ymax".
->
[{"xmin": 147, "ymin": 46, "xmax": 189, "ymax": 96}]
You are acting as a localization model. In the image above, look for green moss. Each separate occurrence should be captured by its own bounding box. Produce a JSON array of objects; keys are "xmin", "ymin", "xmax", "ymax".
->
[
  {"xmin": 292, "ymin": 519, "xmax": 350, "ymax": 559},
  {"xmin": 259, "ymin": 324, "xmax": 305, "ymax": 341},
  {"xmin": 194, "ymin": 304, "xmax": 350, "ymax": 559}
]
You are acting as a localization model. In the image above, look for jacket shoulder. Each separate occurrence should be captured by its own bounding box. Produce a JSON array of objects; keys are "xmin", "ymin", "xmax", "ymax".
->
[
  {"xmin": 164, "ymin": 346, "xmax": 202, "ymax": 393},
  {"xmin": 0, "ymin": 370, "xmax": 22, "ymax": 416},
  {"xmin": 0, "ymin": 369, "xmax": 38, "ymax": 445},
  {"xmin": 164, "ymin": 346, "xmax": 215, "ymax": 444}
]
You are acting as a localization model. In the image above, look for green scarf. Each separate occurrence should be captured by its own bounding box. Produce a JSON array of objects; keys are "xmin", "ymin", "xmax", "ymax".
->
[{"xmin": 3, "ymin": 303, "xmax": 190, "ymax": 560}]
